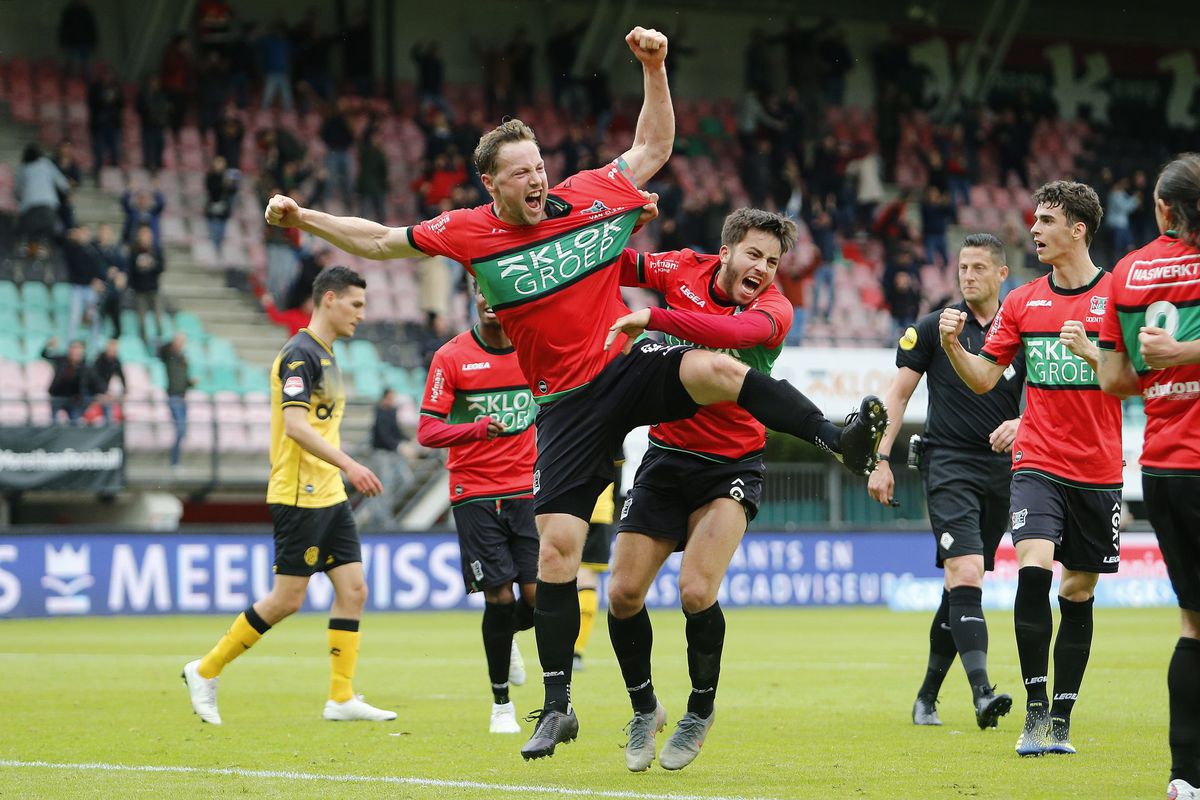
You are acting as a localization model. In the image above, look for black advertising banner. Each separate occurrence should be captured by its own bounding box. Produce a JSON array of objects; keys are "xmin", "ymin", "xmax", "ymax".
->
[{"xmin": 0, "ymin": 426, "xmax": 125, "ymax": 492}]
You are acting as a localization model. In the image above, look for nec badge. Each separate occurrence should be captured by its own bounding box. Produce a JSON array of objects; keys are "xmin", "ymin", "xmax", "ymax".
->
[
  {"xmin": 283, "ymin": 376, "xmax": 305, "ymax": 397},
  {"xmin": 1012, "ymin": 508, "xmax": 1028, "ymax": 530}
]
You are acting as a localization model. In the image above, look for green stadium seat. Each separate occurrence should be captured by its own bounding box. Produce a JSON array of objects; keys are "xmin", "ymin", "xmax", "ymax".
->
[
  {"xmin": 239, "ymin": 364, "xmax": 269, "ymax": 395},
  {"xmin": 208, "ymin": 364, "xmax": 241, "ymax": 394},
  {"xmin": 207, "ymin": 337, "xmax": 237, "ymax": 364},
  {"xmin": 348, "ymin": 339, "xmax": 380, "ymax": 369},
  {"xmin": 20, "ymin": 309, "xmax": 55, "ymax": 336},
  {"xmin": 118, "ymin": 336, "xmax": 149, "ymax": 365},
  {"xmin": 407, "ymin": 367, "xmax": 427, "ymax": 400},
  {"xmin": 147, "ymin": 360, "xmax": 167, "ymax": 389},
  {"xmin": 0, "ymin": 281, "xmax": 20, "ymax": 310},
  {"xmin": 333, "ymin": 340, "xmax": 350, "ymax": 367},
  {"xmin": 21, "ymin": 333, "xmax": 50, "ymax": 362},
  {"xmin": 21, "ymin": 282, "xmax": 50, "ymax": 309},
  {"xmin": 0, "ymin": 332, "xmax": 21, "ymax": 362},
  {"xmin": 354, "ymin": 369, "xmax": 383, "ymax": 400},
  {"xmin": 51, "ymin": 283, "xmax": 71, "ymax": 311},
  {"xmin": 173, "ymin": 311, "xmax": 206, "ymax": 342}
]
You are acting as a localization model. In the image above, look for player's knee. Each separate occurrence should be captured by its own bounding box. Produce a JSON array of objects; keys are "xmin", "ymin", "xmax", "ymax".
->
[
  {"xmin": 944, "ymin": 558, "xmax": 984, "ymax": 588},
  {"xmin": 681, "ymin": 351, "xmax": 747, "ymax": 404},
  {"xmin": 607, "ymin": 579, "xmax": 645, "ymax": 618},
  {"xmin": 342, "ymin": 579, "xmax": 368, "ymax": 610},
  {"xmin": 678, "ymin": 578, "xmax": 717, "ymax": 615},
  {"xmin": 271, "ymin": 591, "xmax": 306, "ymax": 618}
]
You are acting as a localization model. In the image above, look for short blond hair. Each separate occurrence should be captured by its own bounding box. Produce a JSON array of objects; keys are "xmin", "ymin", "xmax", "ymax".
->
[{"xmin": 473, "ymin": 119, "xmax": 538, "ymax": 177}]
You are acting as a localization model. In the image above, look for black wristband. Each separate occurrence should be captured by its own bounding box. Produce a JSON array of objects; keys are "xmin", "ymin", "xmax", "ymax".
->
[{"xmin": 876, "ymin": 453, "xmax": 891, "ymax": 462}]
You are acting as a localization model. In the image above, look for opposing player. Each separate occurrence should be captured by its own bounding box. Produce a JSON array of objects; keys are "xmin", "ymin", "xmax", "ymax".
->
[
  {"xmin": 601, "ymin": 208, "xmax": 796, "ymax": 771},
  {"xmin": 1097, "ymin": 154, "xmax": 1200, "ymax": 800},
  {"xmin": 417, "ymin": 282, "xmax": 536, "ymax": 734},
  {"xmin": 869, "ymin": 233, "xmax": 1021, "ymax": 729},
  {"xmin": 938, "ymin": 182, "xmax": 1121, "ymax": 756},
  {"xmin": 264, "ymin": 27, "xmax": 886, "ymax": 759},
  {"xmin": 182, "ymin": 266, "xmax": 396, "ymax": 724}
]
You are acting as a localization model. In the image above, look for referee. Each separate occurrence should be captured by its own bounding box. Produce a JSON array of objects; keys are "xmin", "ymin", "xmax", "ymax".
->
[{"xmin": 868, "ymin": 233, "xmax": 1023, "ymax": 729}]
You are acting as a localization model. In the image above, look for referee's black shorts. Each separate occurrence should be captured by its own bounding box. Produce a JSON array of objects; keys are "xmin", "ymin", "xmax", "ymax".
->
[
  {"xmin": 1143, "ymin": 472, "xmax": 1200, "ymax": 612},
  {"xmin": 920, "ymin": 446, "xmax": 1011, "ymax": 570},
  {"xmin": 533, "ymin": 340, "xmax": 699, "ymax": 520}
]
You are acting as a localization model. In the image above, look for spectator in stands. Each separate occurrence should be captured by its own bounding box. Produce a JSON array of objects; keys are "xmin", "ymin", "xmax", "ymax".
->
[
  {"xmin": 284, "ymin": 247, "xmax": 329, "ymax": 311},
  {"xmin": 1106, "ymin": 176, "xmax": 1140, "ymax": 262},
  {"xmin": 89, "ymin": 337, "xmax": 125, "ymax": 423},
  {"xmin": 256, "ymin": 126, "xmax": 306, "ymax": 185},
  {"xmin": 214, "ymin": 103, "xmax": 246, "ymax": 170},
  {"xmin": 195, "ymin": 0, "xmax": 233, "ymax": 56},
  {"xmin": 885, "ymin": 269, "xmax": 922, "ymax": 343},
  {"xmin": 845, "ymin": 144, "xmax": 886, "ymax": 231},
  {"xmin": 196, "ymin": 50, "xmax": 231, "ymax": 140},
  {"xmin": 63, "ymin": 226, "xmax": 104, "ymax": 348},
  {"xmin": 94, "ymin": 223, "xmax": 127, "ymax": 339},
  {"xmin": 121, "ymin": 185, "xmax": 166, "ymax": 246},
  {"xmin": 260, "ymin": 293, "xmax": 311, "ymax": 335},
  {"xmin": 920, "ymin": 185, "xmax": 956, "ymax": 269},
  {"xmin": 159, "ymin": 332, "xmax": 194, "ymax": 466},
  {"xmin": 319, "ymin": 99, "xmax": 355, "ymax": 207},
  {"xmin": 204, "ymin": 155, "xmax": 238, "ymax": 259},
  {"xmin": 58, "ymin": 0, "xmax": 99, "ymax": 79},
  {"xmin": 160, "ymin": 34, "xmax": 195, "ymax": 136},
  {"xmin": 356, "ymin": 129, "xmax": 388, "ymax": 222},
  {"xmin": 53, "ymin": 139, "xmax": 83, "ymax": 231},
  {"xmin": 128, "ymin": 223, "xmax": 166, "ymax": 345},
  {"xmin": 413, "ymin": 152, "xmax": 466, "ymax": 218},
  {"xmin": 43, "ymin": 338, "xmax": 92, "ymax": 424},
  {"xmin": 806, "ymin": 195, "xmax": 838, "ymax": 323},
  {"xmin": 775, "ymin": 248, "xmax": 818, "ymax": 346},
  {"xmin": 87, "ymin": 66, "xmax": 123, "ymax": 183},
  {"xmin": 258, "ymin": 21, "xmax": 294, "ymax": 111},
  {"xmin": 262, "ymin": 183, "xmax": 300, "ymax": 304},
  {"xmin": 945, "ymin": 124, "xmax": 973, "ymax": 207},
  {"xmin": 358, "ymin": 388, "xmax": 415, "ymax": 528},
  {"xmin": 1129, "ymin": 169, "xmax": 1154, "ymax": 248},
  {"xmin": 15, "ymin": 144, "xmax": 69, "ymax": 258},
  {"xmin": 137, "ymin": 74, "xmax": 170, "ymax": 174}
]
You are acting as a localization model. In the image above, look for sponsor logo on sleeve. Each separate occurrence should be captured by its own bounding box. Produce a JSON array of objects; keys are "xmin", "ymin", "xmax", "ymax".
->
[
  {"xmin": 899, "ymin": 326, "xmax": 918, "ymax": 350},
  {"xmin": 283, "ymin": 376, "xmax": 305, "ymax": 397}
]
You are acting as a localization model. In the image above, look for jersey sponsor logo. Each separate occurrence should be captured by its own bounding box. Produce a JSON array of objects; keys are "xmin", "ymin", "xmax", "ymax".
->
[
  {"xmin": 899, "ymin": 326, "xmax": 918, "ymax": 350},
  {"xmin": 1026, "ymin": 299, "xmax": 1053, "ymax": 307},
  {"xmin": 426, "ymin": 211, "xmax": 451, "ymax": 235},
  {"xmin": 1025, "ymin": 335, "xmax": 1098, "ymax": 386},
  {"xmin": 1125, "ymin": 255, "xmax": 1200, "ymax": 289},
  {"xmin": 581, "ymin": 200, "xmax": 611, "ymax": 215},
  {"xmin": 287, "ymin": 360, "xmax": 305, "ymax": 370},
  {"xmin": 429, "ymin": 367, "xmax": 446, "ymax": 403},
  {"xmin": 462, "ymin": 361, "xmax": 491, "ymax": 371},
  {"xmin": 283, "ymin": 376, "xmax": 305, "ymax": 397},
  {"xmin": 1145, "ymin": 379, "xmax": 1200, "ymax": 400},
  {"xmin": 680, "ymin": 284, "xmax": 707, "ymax": 308},
  {"xmin": 1012, "ymin": 508, "xmax": 1028, "ymax": 530},
  {"xmin": 461, "ymin": 388, "xmax": 535, "ymax": 432}
]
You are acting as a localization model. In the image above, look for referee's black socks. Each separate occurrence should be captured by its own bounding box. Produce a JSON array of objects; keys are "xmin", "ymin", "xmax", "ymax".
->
[
  {"xmin": 534, "ymin": 579, "xmax": 579, "ymax": 712},
  {"xmin": 918, "ymin": 588, "xmax": 955, "ymax": 700},
  {"xmin": 1051, "ymin": 594, "xmax": 1094, "ymax": 720},
  {"xmin": 1169, "ymin": 636, "xmax": 1200, "ymax": 787},
  {"xmin": 483, "ymin": 601, "xmax": 516, "ymax": 705},
  {"xmin": 736, "ymin": 370, "xmax": 843, "ymax": 454},
  {"xmin": 685, "ymin": 602, "xmax": 725, "ymax": 719},
  {"xmin": 608, "ymin": 606, "xmax": 657, "ymax": 714},
  {"xmin": 947, "ymin": 585, "xmax": 991, "ymax": 699},
  {"xmin": 1014, "ymin": 566, "xmax": 1053, "ymax": 705}
]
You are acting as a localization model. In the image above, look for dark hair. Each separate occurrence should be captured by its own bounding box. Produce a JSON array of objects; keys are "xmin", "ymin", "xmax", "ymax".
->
[
  {"xmin": 312, "ymin": 265, "xmax": 367, "ymax": 305},
  {"xmin": 959, "ymin": 232, "xmax": 1006, "ymax": 264},
  {"xmin": 22, "ymin": 143, "xmax": 42, "ymax": 164},
  {"xmin": 1031, "ymin": 180, "xmax": 1104, "ymax": 245},
  {"xmin": 720, "ymin": 208, "xmax": 799, "ymax": 255},
  {"xmin": 473, "ymin": 118, "xmax": 538, "ymax": 177},
  {"xmin": 1156, "ymin": 153, "xmax": 1200, "ymax": 248}
]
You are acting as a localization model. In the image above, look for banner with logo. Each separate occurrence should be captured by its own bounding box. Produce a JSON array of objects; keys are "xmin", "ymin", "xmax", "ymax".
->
[{"xmin": 0, "ymin": 425, "xmax": 125, "ymax": 493}]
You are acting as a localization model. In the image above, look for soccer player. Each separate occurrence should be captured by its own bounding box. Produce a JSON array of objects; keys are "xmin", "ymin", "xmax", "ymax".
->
[
  {"xmin": 938, "ymin": 181, "xmax": 1121, "ymax": 756},
  {"xmin": 417, "ymin": 282, "xmax": 537, "ymax": 735},
  {"xmin": 264, "ymin": 28, "xmax": 886, "ymax": 759},
  {"xmin": 600, "ymin": 208, "xmax": 797, "ymax": 771},
  {"xmin": 182, "ymin": 266, "xmax": 396, "ymax": 724},
  {"xmin": 868, "ymin": 233, "xmax": 1021, "ymax": 729},
  {"xmin": 1097, "ymin": 153, "xmax": 1200, "ymax": 800}
]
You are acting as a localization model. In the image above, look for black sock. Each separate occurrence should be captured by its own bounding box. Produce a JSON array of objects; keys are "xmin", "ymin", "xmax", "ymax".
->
[
  {"xmin": 1013, "ymin": 566, "xmax": 1053, "ymax": 706},
  {"xmin": 1169, "ymin": 637, "xmax": 1200, "ymax": 786},
  {"xmin": 685, "ymin": 602, "xmax": 725, "ymax": 718},
  {"xmin": 511, "ymin": 599, "xmax": 535, "ymax": 633},
  {"xmin": 918, "ymin": 589, "xmax": 956, "ymax": 699},
  {"xmin": 608, "ymin": 606, "xmax": 656, "ymax": 714},
  {"xmin": 736, "ymin": 369, "xmax": 842, "ymax": 454},
  {"xmin": 1051, "ymin": 595, "xmax": 1094, "ymax": 719},
  {"xmin": 482, "ymin": 601, "xmax": 515, "ymax": 705},
  {"xmin": 534, "ymin": 579, "xmax": 579, "ymax": 712},
  {"xmin": 948, "ymin": 585, "xmax": 991, "ymax": 699}
]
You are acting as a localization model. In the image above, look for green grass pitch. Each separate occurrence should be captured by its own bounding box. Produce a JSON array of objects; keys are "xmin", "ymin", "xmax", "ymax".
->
[{"xmin": 0, "ymin": 606, "xmax": 1177, "ymax": 799}]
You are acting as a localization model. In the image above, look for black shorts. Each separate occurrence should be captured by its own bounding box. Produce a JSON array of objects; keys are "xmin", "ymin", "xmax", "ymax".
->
[
  {"xmin": 582, "ymin": 521, "xmax": 614, "ymax": 570},
  {"xmin": 617, "ymin": 445, "xmax": 765, "ymax": 548},
  {"xmin": 533, "ymin": 340, "xmax": 699, "ymax": 519},
  {"xmin": 1008, "ymin": 471, "xmax": 1122, "ymax": 574},
  {"xmin": 451, "ymin": 497, "xmax": 539, "ymax": 593},
  {"xmin": 1142, "ymin": 473, "xmax": 1200, "ymax": 612},
  {"xmin": 270, "ymin": 502, "xmax": 361, "ymax": 577},
  {"xmin": 920, "ymin": 447, "xmax": 1011, "ymax": 570}
]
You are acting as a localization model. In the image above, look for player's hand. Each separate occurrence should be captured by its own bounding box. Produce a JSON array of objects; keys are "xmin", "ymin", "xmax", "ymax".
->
[
  {"xmin": 605, "ymin": 308, "xmax": 652, "ymax": 353},
  {"xmin": 636, "ymin": 189, "xmax": 659, "ymax": 227},
  {"xmin": 1139, "ymin": 326, "xmax": 1183, "ymax": 369},
  {"xmin": 989, "ymin": 417, "xmax": 1020, "ymax": 453},
  {"xmin": 867, "ymin": 460, "xmax": 895, "ymax": 506},
  {"xmin": 625, "ymin": 26, "xmax": 668, "ymax": 69},
  {"xmin": 938, "ymin": 308, "xmax": 966, "ymax": 348},
  {"xmin": 1059, "ymin": 320, "xmax": 1093, "ymax": 358},
  {"xmin": 265, "ymin": 194, "xmax": 302, "ymax": 228},
  {"xmin": 485, "ymin": 418, "xmax": 505, "ymax": 439},
  {"xmin": 345, "ymin": 461, "xmax": 383, "ymax": 496}
]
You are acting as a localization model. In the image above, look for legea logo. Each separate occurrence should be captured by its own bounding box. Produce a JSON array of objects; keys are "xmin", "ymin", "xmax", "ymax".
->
[{"xmin": 41, "ymin": 544, "xmax": 94, "ymax": 614}]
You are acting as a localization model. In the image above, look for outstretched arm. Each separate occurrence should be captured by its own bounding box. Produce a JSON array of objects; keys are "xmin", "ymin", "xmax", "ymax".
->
[
  {"xmin": 939, "ymin": 307, "xmax": 1008, "ymax": 393},
  {"xmin": 265, "ymin": 194, "xmax": 423, "ymax": 260},
  {"xmin": 618, "ymin": 27, "xmax": 673, "ymax": 186}
]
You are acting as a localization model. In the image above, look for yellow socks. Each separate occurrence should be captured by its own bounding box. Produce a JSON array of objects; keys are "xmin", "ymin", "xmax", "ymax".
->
[
  {"xmin": 575, "ymin": 587, "xmax": 598, "ymax": 656},
  {"xmin": 328, "ymin": 619, "xmax": 361, "ymax": 703},
  {"xmin": 198, "ymin": 606, "xmax": 270, "ymax": 679}
]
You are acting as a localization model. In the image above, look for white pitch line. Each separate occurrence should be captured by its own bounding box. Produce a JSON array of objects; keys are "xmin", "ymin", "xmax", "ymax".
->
[{"xmin": 0, "ymin": 759, "xmax": 784, "ymax": 800}]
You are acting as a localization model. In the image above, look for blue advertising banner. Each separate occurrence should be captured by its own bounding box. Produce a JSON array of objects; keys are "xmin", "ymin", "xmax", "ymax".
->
[{"xmin": 0, "ymin": 531, "xmax": 939, "ymax": 618}]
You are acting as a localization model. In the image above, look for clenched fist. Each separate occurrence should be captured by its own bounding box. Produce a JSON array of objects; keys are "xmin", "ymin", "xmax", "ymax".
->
[
  {"xmin": 626, "ymin": 27, "xmax": 668, "ymax": 68},
  {"xmin": 265, "ymin": 194, "xmax": 301, "ymax": 228},
  {"xmin": 938, "ymin": 307, "xmax": 966, "ymax": 348}
]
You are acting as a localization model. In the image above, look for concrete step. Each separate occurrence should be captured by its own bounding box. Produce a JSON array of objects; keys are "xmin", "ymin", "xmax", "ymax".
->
[
  {"xmin": 158, "ymin": 280, "xmax": 245, "ymax": 302},
  {"xmin": 171, "ymin": 295, "xmax": 262, "ymax": 316}
]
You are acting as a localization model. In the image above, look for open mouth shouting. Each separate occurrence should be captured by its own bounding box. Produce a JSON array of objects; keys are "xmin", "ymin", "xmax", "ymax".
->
[{"xmin": 524, "ymin": 190, "xmax": 544, "ymax": 215}]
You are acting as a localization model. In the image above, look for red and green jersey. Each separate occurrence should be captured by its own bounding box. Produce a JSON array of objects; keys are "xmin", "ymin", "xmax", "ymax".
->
[
  {"xmin": 408, "ymin": 161, "xmax": 647, "ymax": 404},
  {"xmin": 1099, "ymin": 234, "xmax": 1200, "ymax": 474},
  {"xmin": 620, "ymin": 248, "xmax": 792, "ymax": 461},
  {"xmin": 420, "ymin": 328, "xmax": 536, "ymax": 505},
  {"xmin": 981, "ymin": 270, "xmax": 1122, "ymax": 488}
]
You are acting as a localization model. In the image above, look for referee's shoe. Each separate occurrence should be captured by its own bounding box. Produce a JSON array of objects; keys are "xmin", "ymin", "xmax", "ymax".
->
[
  {"xmin": 521, "ymin": 706, "xmax": 579, "ymax": 759},
  {"xmin": 974, "ymin": 687, "xmax": 1013, "ymax": 729},
  {"xmin": 837, "ymin": 396, "xmax": 888, "ymax": 476}
]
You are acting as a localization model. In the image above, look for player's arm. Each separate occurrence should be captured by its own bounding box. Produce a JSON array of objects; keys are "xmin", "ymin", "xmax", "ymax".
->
[
  {"xmin": 1059, "ymin": 320, "xmax": 1100, "ymax": 371},
  {"xmin": 988, "ymin": 417, "xmax": 1020, "ymax": 453},
  {"xmin": 417, "ymin": 415, "xmax": 504, "ymax": 447},
  {"xmin": 1096, "ymin": 348, "xmax": 1141, "ymax": 398},
  {"xmin": 617, "ymin": 27, "xmax": 672, "ymax": 186},
  {"xmin": 867, "ymin": 367, "xmax": 921, "ymax": 507},
  {"xmin": 281, "ymin": 406, "xmax": 382, "ymax": 495},
  {"xmin": 264, "ymin": 194, "xmax": 422, "ymax": 260},
  {"xmin": 938, "ymin": 308, "xmax": 1007, "ymax": 393},
  {"xmin": 1139, "ymin": 326, "xmax": 1200, "ymax": 369}
]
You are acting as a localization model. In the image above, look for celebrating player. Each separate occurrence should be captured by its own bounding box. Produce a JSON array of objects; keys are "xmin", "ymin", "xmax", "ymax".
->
[
  {"xmin": 601, "ymin": 208, "xmax": 796, "ymax": 771},
  {"xmin": 869, "ymin": 234, "xmax": 1021, "ymax": 729},
  {"xmin": 182, "ymin": 266, "xmax": 396, "ymax": 725},
  {"xmin": 573, "ymin": 468, "xmax": 622, "ymax": 673},
  {"xmin": 264, "ymin": 27, "xmax": 886, "ymax": 759},
  {"xmin": 938, "ymin": 182, "xmax": 1120, "ymax": 756},
  {"xmin": 417, "ymin": 282, "xmax": 536, "ymax": 735},
  {"xmin": 1097, "ymin": 153, "xmax": 1200, "ymax": 800}
]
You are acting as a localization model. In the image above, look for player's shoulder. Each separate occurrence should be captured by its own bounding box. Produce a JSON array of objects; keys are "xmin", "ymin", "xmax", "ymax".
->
[
  {"xmin": 554, "ymin": 160, "xmax": 640, "ymax": 199},
  {"xmin": 279, "ymin": 329, "xmax": 327, "ymax": 364},
  {"xmin": 749, "ymin": 282, "xmax": 792, "ymax": 314},
  {"xmin": 434, "ymin": 330, "xmax": 478, "ymax": 362}
]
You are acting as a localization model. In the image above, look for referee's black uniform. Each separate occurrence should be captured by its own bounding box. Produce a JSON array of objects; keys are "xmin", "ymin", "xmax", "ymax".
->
[{"xmin": 897, "ymin": 301, "xmax": 1025, "ymax": 567}]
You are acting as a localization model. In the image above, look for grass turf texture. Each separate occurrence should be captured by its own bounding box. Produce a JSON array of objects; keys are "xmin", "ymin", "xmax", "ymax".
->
[{"xmin": 0, "ymin": 607, "xmax": 1174, "ymax": 799}]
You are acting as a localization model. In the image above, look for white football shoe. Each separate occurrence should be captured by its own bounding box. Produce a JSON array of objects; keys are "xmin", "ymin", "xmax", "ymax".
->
[
  {"xmin": 509, "ymin": 639, "xmax": 526, "ymax": 686},
  {"xmin": 323, "ymin": 695, "xmax": 397, "ymax": 721},
  {"xmin": 181, "ymin": 659, "xmax": 222, "ymax": 725},
  {"xmin": 490, "ymin": 701, "xmax": 521, "ymax": 734},
  {"xmin": 1169, "ymin": 779, "xmax": 1199, "ymax": 799}
]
